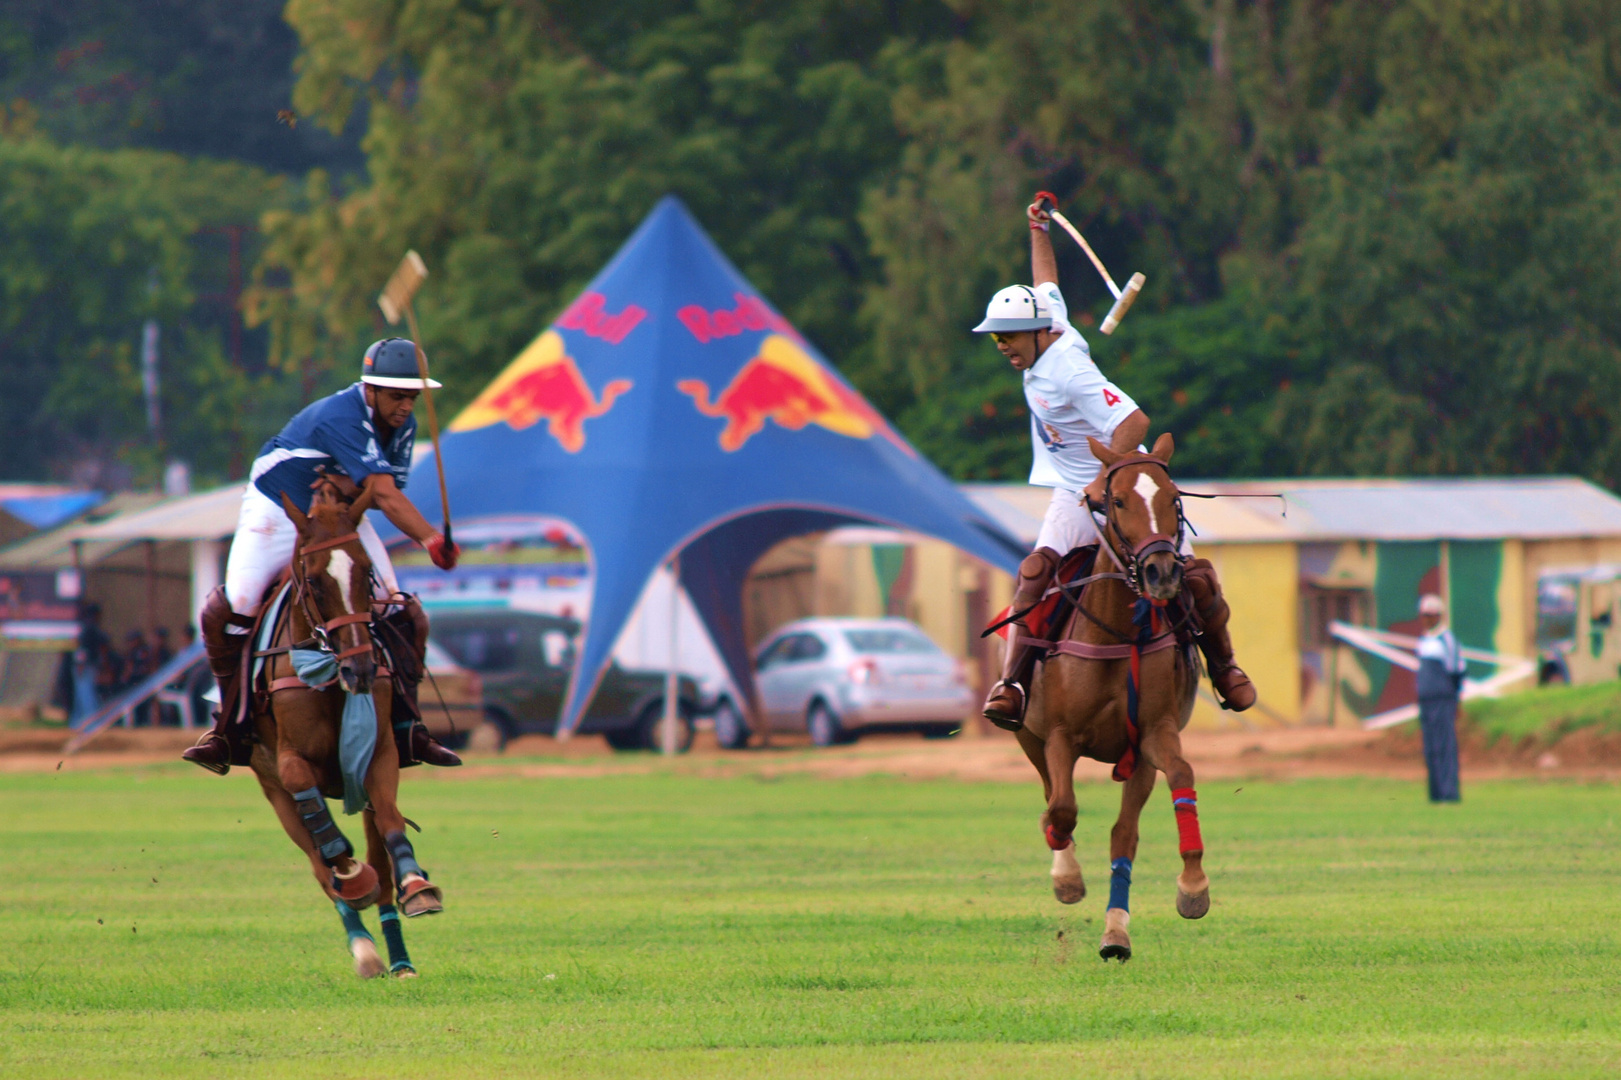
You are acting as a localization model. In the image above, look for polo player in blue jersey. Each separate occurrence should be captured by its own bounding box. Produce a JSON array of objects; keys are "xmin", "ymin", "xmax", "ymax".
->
[{"xmin": 183, "ymin": 338, "xmax": 463, "ymax": 773}]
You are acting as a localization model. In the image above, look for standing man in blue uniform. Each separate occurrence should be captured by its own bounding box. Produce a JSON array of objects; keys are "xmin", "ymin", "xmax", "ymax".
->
[
  {"xmin": 1415, "ymin": 593, "xmax": 1466, "ymax": 802},
  {"xmin": 183, "ymin": 338, "xmax": 462, "ymax": 773}
]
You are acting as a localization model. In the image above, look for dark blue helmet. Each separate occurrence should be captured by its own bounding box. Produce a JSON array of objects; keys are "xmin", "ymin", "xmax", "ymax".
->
[{"xmin": 362, "ymin": 338, "xmax": 441, "ymax": 389}]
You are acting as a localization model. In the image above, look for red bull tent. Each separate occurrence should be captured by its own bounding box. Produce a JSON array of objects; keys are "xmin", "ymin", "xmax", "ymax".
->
[{"xmin": 395, "ymin": 195, "xmax": 1023, "ymax": 734}]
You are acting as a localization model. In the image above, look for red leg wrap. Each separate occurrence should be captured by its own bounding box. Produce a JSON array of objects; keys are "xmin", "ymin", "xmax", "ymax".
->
[
  {"xmin": 1044, "ymin": 822, "xmax": 1071, "ymax": 851},
  {"xmin": 1171, "ymin": 787, "xmax": 1203, "ymax": 855}
]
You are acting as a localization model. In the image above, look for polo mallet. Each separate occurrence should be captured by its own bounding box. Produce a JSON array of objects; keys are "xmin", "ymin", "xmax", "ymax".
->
[
  {"xmin": 1035, "ymin": 192, "xmax": 1146, "ymax": 334},
  {"xmin": 377, "ymin": 250, "xmax": 452, "ymax": 548}
]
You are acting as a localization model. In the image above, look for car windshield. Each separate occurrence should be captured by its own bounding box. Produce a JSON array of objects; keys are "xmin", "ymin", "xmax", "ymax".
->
[{"xmin": 843, "ymin": 628, "xmax": 937, "ymax": 654}]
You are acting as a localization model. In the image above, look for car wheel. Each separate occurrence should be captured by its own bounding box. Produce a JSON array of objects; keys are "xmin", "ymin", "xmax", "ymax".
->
[
  {"xmin": 807, "ymin": 701, "xmax": 847, "ymax": 747},
  {"xmin": 712, "ymin": 698, "xmax": 751, "ymax": 750},
  {"xmin": 475, "ymin": 706, "xmax": 514, "ymax": 752},
  {"xmin": 632, "ymin": 702, "xmax": 695, "ymax": 753},
  {"xmin": 921, "ymin": 723, "xmax": 960, "ymax": 740},
  {"xmin": 604, "ymin": 726, "xmax": 645, "ymax": 752}
]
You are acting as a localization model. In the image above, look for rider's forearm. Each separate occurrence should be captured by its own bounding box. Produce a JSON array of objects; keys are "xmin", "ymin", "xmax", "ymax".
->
[
  {"xmin": 375, "ymin": 487, "xmax": 437, "ymax": 545},
  {"xmin": 1031, "ymin": 225, "xmax": 1058, "ymax": 287},
  {"xmin": 1111, "ymin": 409, "xmax": 1149, "ymax": 453}
]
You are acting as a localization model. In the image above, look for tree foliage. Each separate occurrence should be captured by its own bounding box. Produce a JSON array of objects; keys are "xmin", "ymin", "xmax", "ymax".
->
[{"xmin": 0, "ymin": 134, "xmax": 292, "ymax": 484}]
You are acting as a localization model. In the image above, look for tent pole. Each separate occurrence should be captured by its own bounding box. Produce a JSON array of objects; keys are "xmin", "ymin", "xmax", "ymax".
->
[{"xmin": 662, "ymin": 554, "xmax": 680, "ymax": 756}]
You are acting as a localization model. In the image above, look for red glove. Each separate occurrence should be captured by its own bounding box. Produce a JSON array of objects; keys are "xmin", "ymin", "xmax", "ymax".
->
[{"xmin": 425, "ymin": 533, "xmax": 460, "ymax": 571}]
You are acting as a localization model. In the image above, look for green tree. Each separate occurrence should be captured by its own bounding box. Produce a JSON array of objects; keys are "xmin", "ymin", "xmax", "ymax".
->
[{"xmin": 0, "ymin": 132, "xmax": 290, "ymax": 484}]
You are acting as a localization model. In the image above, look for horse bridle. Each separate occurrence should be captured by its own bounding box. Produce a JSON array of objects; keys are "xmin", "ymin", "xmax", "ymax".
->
[
  {"xmin": 292, "ymin": 531, "xmax": 375, "ymax": 663},
  {"xmin": 1087, "ymin": 453, "xmax": 1186, "ymax": 598}
]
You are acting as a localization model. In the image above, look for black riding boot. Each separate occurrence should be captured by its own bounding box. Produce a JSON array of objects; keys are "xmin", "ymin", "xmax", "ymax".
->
[
  {"xmin": 380, "ymin": 600, "xmax": 461, "ymax": 768},
  {"xmin": 983, "ymin": 547, "xmax": 1061, "ymax": 732},
  {"xmin": 181, "ymin": 586, "xmax": 256, "ymax": 774}
]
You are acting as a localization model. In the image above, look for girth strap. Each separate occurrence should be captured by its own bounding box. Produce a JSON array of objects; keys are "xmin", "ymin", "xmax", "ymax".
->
[{"xmin": 1050, "ymin": 634, "xmax": 1176, "ymax": 661}]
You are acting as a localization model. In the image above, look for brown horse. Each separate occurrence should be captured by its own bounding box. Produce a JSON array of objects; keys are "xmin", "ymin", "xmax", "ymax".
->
[
  {"xmin": 247, "ymin": 484, "xmax": 444, "ymax": 979},
  {"xmin": 1017, "ymin": 433, "xmax": 1207, "ymax": 962}
]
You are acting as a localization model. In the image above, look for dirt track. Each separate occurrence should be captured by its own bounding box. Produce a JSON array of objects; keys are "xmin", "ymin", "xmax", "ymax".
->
[{"xmin": 7, "ymin": 721, "xmax": 1618, "ymax": 782}]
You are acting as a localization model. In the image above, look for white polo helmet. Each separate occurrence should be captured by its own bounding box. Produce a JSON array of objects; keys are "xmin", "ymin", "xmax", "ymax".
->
[{"xmin": 973, "ymin": 285, "xmax": 1051, "ymax": 333}]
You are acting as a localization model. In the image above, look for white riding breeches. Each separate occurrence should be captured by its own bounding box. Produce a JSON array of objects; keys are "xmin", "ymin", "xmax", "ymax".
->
[
  {"xmin": 223, "ymin": 485, "xmax": 399, "ymax": 616},
  {"xmin": 1033, "ymin": 487, "xmax": 1195, "ymax": 557}
]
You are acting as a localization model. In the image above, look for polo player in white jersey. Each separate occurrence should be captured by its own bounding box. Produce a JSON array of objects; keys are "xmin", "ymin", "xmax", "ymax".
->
[{"xmin": 976, "ymin": 195, "xmax": 1256, "ymax": 730}]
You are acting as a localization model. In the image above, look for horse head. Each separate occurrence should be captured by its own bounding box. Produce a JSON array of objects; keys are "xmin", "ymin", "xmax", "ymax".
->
[
  {"xmin": 1087, "ymin": 433, "xmax": 1184, "ymax": 602},
  {"xmin": 281, "ymin": 484, "xmax": 379, "ymax": 695}
]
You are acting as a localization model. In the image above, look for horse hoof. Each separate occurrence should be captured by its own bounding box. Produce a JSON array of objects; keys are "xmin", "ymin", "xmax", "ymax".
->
[
  {"xmin": 350, "ymin": 937, "xmax": 386, "ymax": 979},
  {"xmin": 1052, "ymin": 876, "xmax": 1086, "ymax": 905},
  {"xmin": 390, "ymin": 964, "xmax": 418, "ymax": 979},
  {"xmin": 333, "ymin": 862, "xmax": 380, "ymax": 908},
  {"xmin": 399, "ymin": 875, "xmax": 444, "ymax": 918},
  {"xmin": 1176, "ymin": 887, "xmax": 1210, "ymax": 920},
  {"xmin": 1098, "ymin": 937, "xmax": 1132, "ymax": 962}
]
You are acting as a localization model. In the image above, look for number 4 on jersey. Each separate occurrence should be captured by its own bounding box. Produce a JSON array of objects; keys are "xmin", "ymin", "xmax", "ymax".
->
[{"xmin": 1102, "ymin": 388, "xmax": 1121, "ymax": 407}]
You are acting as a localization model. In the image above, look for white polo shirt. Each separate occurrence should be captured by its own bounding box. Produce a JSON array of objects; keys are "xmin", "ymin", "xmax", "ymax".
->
[{"xmin": 1023, "ymin": 281, "xmax": 1137, "ymax": 490}]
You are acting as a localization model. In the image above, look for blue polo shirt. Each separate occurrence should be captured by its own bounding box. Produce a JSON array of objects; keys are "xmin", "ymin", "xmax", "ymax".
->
[{"xmin": 250, "ymin": 383, "xmax": 415, "ymax": 513}]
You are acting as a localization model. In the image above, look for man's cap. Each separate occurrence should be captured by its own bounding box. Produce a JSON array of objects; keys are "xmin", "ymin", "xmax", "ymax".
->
[
  {"xmin": 1419, "ymin": 594, "xmax": 1445, "ymax": 615},
  {"xmin": 973, "ymin": 285, "xmax": 1052, "ymax": 333},
  {"xmin": 362, "ymin": 338, "xmax": 442, "ymax": 389}
]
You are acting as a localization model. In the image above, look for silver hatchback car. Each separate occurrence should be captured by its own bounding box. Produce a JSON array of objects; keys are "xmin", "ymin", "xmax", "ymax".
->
[{"xmin": 753, "ymin": 617, "xmax": 973, "ymax": 746}]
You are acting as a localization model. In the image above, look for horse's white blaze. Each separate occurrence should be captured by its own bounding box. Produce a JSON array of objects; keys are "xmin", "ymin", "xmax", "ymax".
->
[
  {"xmin": 1134, "ymin": 471, "xmax": 1163, "ymax": 535},
  {"xmin": 1051, "ymin": 842, "xmax": 1081, "ymax": 881},
  {"xmin": 326, "ymin": 549, "xmax": 356, "ymax": 614}
]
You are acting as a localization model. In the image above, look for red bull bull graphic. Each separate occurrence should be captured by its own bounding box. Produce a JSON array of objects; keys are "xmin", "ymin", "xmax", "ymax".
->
[
  {"xmin": 557, "ymin": 291, "xmax": 647, "ymax": 344},
  {"xmin": 678, "ymin": 334, "xmax": 914, "ymax": 455},
  {"xmin": 450, "ymin": 330, "xmax": 631, "ymax": 452},
  {"xmin": 677, "ymin": 293, "xmax": 802, "ymax": 344}
]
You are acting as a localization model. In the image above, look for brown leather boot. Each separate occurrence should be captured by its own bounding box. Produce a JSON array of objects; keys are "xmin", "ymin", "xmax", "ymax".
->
[
  {"xmin": 181, "ymin": 586, "xmax": 256, "ymax": 774},
  {"xmin": 1183, "ymin": 558, "xmax": 1256, "ymax": 711},
  {"xmin": 984, "ymin": 547, "xmax": 1061, "ymax": 731},
  {"xmin": 381, "ymin": 597, "xmax": 461, "ymax": 768}
]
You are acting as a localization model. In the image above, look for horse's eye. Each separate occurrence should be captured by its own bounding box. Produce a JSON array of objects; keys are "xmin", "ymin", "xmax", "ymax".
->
[{"xmin": 1113, "ymin": 498, "xmax": 1125, "ymax": 509}]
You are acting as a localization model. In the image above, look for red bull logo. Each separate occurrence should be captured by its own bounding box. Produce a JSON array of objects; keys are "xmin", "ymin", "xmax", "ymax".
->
[
  {"xmin": 450, "ymin": 330, "xmax": 631, "ymax": 452},
  {"xmin": 677, "ymin": 293, "xmax": 801, "ymax": 344},
  {"xmin": 556, "ymin": 291, "xmax": 647, "ymax": 345},
  {"xmin": 678, "ymin": 335, "xmax": 914, "ymax": 455}
]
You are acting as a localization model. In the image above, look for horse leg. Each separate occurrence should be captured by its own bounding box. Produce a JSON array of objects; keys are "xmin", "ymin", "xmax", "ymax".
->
[
  {"xmin": 276, "ymin": 744, "xmax": 378, "ymax": 908},
  {"xmin": 1015, "ymin": 727, "xmax": 1053, "ymax": 801},
  {"xmin": 1099, "ymin": 763, "xmax": 1156, "ymax": 961},
  {"xmin": 1139, "ymin": 723, "xmax": 1209, "ymax": 919},
  {"xmin": 252, "ymin": 764, "xmax": 384, "ymax": 977},
  {"xmin": 364, "ymin": 809, "xmax": 416, "ymax": 977},
  {"xmin": 1041, "ymin": 733, "xmax": 1085, "ymax": 904},
  {"xmin": 363, "ymin": 683, "xmax": 443, "ymax": 918}
]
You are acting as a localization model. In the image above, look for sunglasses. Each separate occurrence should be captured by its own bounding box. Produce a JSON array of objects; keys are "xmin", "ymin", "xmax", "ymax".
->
[{"xmin": 989, "ymin": 331, "xmax": 1023, "ymax": 345}]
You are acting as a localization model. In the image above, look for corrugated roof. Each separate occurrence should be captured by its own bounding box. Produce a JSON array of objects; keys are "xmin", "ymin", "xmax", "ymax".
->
[
  {"xmin": 961, "ymin": 477, "xmax": 1621, "ymax": 545},
  {"xmin": 72, "ymin": 483, "xmax": 242, "ymax": 542}
]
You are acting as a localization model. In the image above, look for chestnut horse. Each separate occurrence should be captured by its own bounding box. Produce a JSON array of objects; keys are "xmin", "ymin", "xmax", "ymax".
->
[
  {"xmin": 247, "ymin": 484, "xmax": 444, "ymax": 979},
  {"xmin": 1018, "ymin": 433, "xmax": 1207, "ymax": 962}
]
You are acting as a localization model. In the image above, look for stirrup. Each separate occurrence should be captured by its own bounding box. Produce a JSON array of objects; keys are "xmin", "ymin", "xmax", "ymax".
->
[
  {"xmin": 181, "ymin": 732, "xmax": 231, "ymax": 776},
  {"xmin": 983, "ymin": 680, "xmax": 1027, "ymax": 732}
]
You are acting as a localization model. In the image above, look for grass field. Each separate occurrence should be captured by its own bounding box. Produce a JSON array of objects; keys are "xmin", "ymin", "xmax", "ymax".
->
[
  {"xmin": 2, "ymin": 761, "xmax": 1619, "ymax": 1078},
  {"xmin": 1464, "ymin": 680, "xmax": 1621, "ymax": 743}
]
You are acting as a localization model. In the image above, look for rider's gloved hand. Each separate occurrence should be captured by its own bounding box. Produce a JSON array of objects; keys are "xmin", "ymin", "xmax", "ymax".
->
[
  {"xmin": 1028, "ymin": 191, "xmax": 1056, "ymax": 231},
  {"xmin": 425, "ymin": 533, "xmax": 460, "ymax": 571}
]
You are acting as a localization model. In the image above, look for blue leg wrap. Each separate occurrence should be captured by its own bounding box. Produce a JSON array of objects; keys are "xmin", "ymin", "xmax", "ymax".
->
[
  {"xmin": 334, "ymin": 899, "xmax": 372, "ymax": 943},
  {"xmin": 293, "ymin": 787, "xmax": 352, "ymax": 865},
  {"xmin": 385, "ymin": 830, "xmax": 424, "ymax": 881},
  {"xmin": 1108, "ymin": 857, "xmax": 1133, "ymax": 913},
  {"xmin": 378, "ymin": 904, "xmax": 413, "ymax": 972}
]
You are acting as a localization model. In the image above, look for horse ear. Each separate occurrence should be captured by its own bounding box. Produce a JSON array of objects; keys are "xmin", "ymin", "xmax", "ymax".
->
[
  {"xmin": 1151, "ymin": 432, "xmax": 1175, "ymax": 463},
  {"xmin": 348, "ymin": 485, "xmax": 376, "ymax": 526},
  {"xmin": 1088, "ymin": 436, "xmax": 1122, "ymax": 467},
  {"xmin": 279, "ymin": 492, "xmax": 310, "ymax": 536}
]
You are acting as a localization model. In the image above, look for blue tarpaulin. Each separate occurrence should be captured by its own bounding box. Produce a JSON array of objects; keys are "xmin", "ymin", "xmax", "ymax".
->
[{"xmin": 395, "ymin": 196, "xmax": 1022, "ymax": 733}]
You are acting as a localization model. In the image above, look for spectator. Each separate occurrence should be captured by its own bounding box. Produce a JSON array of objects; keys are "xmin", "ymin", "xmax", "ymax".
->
[
  {"xmin": 70, "ymin": 602, "xmax": 110, "ymax": 725},
  {"xmin": 1415, "ymin": 594, "xmax": 1467, "ymax": 803},
  {"xmin": 153, "ymin": 626, "xmax": 174, "ymax": 668},
  {"xmin": 125, "ymin": 629, "xmax": 155, "ymax": 725}
]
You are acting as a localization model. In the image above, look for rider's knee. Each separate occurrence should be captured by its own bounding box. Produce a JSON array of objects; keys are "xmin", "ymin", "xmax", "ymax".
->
[{"xmin": 1020, "ymin": 547, "xmax": 1061, "ymax": 584}]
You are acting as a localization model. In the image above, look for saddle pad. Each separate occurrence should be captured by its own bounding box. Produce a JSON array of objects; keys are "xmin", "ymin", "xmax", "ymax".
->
[
  {"xmin": 992, "ymin": 547, "xmax": 1098, "ymax": 642},
  {"xmin": 251, "ymin": 582, "xmax": 292, "ymax": 686}
]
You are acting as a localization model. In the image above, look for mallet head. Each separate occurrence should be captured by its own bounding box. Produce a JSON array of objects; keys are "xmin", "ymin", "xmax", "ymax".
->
[{"xmin": 1100, "ymin": 272, "xmax": 1145, "ymax": 335}]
